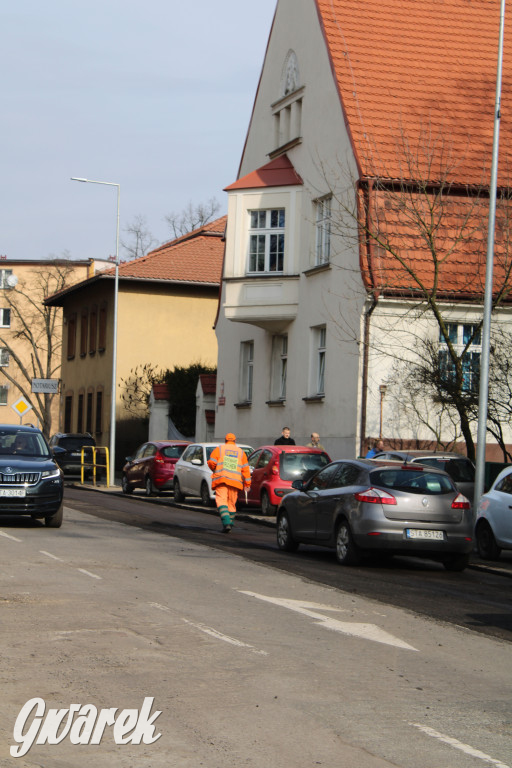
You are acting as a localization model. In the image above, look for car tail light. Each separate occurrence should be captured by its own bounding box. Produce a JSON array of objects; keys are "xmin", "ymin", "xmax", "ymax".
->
[
  {"xmin": 272, "ymin": 463, "xmax": 279, "ymax": 475},
  {"xmin": 354, "ymin": 487, "xmax": 397, "ymax": 505},
  {"xmin": 451, "ymin": 493, "xmax": 471, "ymax": 510},
  {"xmin": 154, "ymin": 450, "xmax": 165, "ymax": 465}
]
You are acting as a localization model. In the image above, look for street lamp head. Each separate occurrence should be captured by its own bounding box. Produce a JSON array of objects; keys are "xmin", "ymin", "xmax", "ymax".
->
[{"xmin": 70, "ymin": 177, "xmax": 88, "ymax": 182}]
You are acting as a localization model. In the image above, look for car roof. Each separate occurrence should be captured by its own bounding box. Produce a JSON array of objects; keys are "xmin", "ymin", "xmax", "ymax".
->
[
  {"xmin": 0, "ymin": 424, "xmax": 42, "ymax": 434},
  {"xmin": 152, "ymin": 440, "xmax": 189, "ymax": 446},
  {"xmin": 375, "ymin": 450, "xmax": 469, "ymax": 461},
  {"xmin": 254, "ymin": 445, "xmax": 328, "ymax": 453},
  {"xmin": 337, "ymin": 457, "xmax": 453, "ymax": 478}
]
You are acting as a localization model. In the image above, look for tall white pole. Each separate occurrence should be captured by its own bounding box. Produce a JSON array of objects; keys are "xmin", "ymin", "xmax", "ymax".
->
[
  {"xmin": 71, "ymin": 177, "xmax": 120, "ymax": 486},
  {"xmin": 474, "ymin": 0, "xmax": 506, "ymax": 504}
]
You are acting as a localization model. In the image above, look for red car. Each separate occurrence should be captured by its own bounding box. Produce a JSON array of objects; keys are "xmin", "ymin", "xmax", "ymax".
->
[
  {"xmin": 122, "ymin": 440, "xmax": 189, "ymax": 496},
  {"xmin": 242, "ymin": 445, "xmax": 331, "ymax": 515}
]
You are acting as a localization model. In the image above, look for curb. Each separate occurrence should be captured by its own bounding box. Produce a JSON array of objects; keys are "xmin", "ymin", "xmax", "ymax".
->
[{"xmin": 68, "ymin": 482, "xmax": 277, "ymax": 528}]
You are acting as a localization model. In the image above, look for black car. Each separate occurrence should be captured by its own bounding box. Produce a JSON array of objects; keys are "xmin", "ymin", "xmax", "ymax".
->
[
  {"xmin": 0, "ymin": 425, "xmax": 63, "ymax": 527},
  {"xmin": 49, "ymin": 432, "xmax": 96, "ymax": 477}
]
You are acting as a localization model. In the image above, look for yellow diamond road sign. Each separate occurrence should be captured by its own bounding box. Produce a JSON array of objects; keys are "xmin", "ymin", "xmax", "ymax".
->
[{"xmin": 12, "ymin": 397, "xmax": 32, "ymax": 417}]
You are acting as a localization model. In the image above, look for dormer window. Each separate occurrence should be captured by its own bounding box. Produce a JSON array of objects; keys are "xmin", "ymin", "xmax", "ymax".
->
[{"xmin": 248, "ymin": 209, "xmax": 285, "ymax": 274}]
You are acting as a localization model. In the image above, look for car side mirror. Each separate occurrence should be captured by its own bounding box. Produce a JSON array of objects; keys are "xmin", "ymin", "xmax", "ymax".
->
[
  {"xmin": 52, "ymin": 446, "xmax": 67, "ymax": 456},
  {"xmin": 125, "ymin": 455, "xmax": 133, "ymax": 462},
  {"xmin": 291, "ymin": 478, "xmax": 306, "ymax": 491},
  {"xmin": 191, "ymin": 458, "xmax": 203, "ymax": 466}
]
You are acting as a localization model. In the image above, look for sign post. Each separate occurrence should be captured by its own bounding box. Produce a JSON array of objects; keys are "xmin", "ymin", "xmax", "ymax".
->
[{"xmin": 11, "ymin": 397, "xmax": 33, "ymax": 425}]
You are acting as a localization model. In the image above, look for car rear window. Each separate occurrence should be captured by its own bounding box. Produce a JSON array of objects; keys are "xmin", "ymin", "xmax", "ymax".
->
[
  {"xmin": 417, "ymin": 457, "xmax": 475, "ymax": 482},
  {"xmin": 161, "ymin": 445, "xmax": 188, "ymax": 459},
  {"xmin": 280, "ymin": 452, "xmax": 330, "ymax": 481},
  {"xmin": 370, "ymin": 468, "xmax": 454, "ymax": 495},
  {"xmin": 59, "ymin": 437, "xmax": 95, "ymax": 451}
]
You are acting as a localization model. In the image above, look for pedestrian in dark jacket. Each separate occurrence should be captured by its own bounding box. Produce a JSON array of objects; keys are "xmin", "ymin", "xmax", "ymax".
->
[{"xmin": 274, "ymin": 427, "xmax": 295, "ymax": 446}]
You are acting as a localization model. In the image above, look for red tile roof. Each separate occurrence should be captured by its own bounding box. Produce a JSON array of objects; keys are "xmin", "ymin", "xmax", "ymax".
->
[
  {"xmin": 225, "ymin": 155, "xmax": 303, "ymax": 191},
  {"xmin": 116, "ymin": 216, "xmax": 226, "ymax": 285},
  {"xmin": 360, "ymin": 188, "xmax": 512, "ymax": 299},
  {"xmin": 199, "ymin": 373, "xmax": 217, "ymax": 395},
  {"xmin": 316, "ymin": 0, "xmax": 512, "ymax": 185},
  {"xmin": 310, "ymin": 1, "xmax": 512, "ymax": 300},
  {"xmin": 152, "ymin": 383, "xmax": 170, "ymax": 401}
]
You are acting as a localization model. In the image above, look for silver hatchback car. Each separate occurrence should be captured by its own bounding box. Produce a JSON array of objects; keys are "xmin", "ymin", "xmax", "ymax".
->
[{"xmin": 276, "ymin": 459, "xmax": 474, "ymax": 570}]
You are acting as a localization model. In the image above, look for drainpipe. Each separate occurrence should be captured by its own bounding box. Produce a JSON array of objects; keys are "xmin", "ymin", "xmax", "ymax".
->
[{"xmin": 359, "ymin": 179, "xmax": 378, "ymax": 457}]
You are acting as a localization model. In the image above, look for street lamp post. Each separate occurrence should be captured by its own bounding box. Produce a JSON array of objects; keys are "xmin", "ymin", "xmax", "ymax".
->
[
  {"xmin": 71, "ymin": 177, "xmax": 120, "ymax": 486},
  {"xmin": 379, "ymin": 384, "xmax": 387, "ymax": 440}
]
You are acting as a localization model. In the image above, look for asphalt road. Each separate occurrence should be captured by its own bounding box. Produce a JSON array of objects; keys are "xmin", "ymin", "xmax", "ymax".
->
[
  {"xmin": 0, "ymin": 487, "xmax": 510, "ymax": 768},
  {"xmin": 64, "ymin": 484, "xmax": 512, "ymax": 644}
]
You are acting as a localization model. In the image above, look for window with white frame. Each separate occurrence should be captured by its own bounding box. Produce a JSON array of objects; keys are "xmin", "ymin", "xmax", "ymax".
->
[
  {"xmin": 315, "ymin": 196, "xmax": 331, "ymax": 265},
  {"xmin": 0, "ymin": 386, "xmax": 7, "ymax": 405},
  {"xmin": 240, "ymin": 341, "xmax": 254, "ymax": 403},
  {"xmin": 0, "ymin": 309, "xmax": 10, "ymax": 327},
  {"xmin": 271, "ymin": 334, "xmax": 288, "ymax": 400},
  {"xmin": 0, "ymin": 348, "xmax": 9, "ymax": 367},
  {"xmin": 438, "ymin": 322, "xmax": 481, "ymax": 392},
  {"xmin": 248, "ymin": 209, "xmax": 285, "ymax": 274},
  {"xmin": 0, "ymin": 270, "xmax": 13, "ymax": 289},
  {"xmin": 311, "ymin": 325, "xmax": 326, "ymax": 395}
]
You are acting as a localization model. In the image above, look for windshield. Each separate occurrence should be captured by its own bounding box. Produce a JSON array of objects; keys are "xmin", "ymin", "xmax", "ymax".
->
[
  {"xmin": 0, "ymin": 429, "xmax": 50, "ymax": 458},
  {"xmin": 161, "ymin": 444, "xmax": 188, "ymax": 459},
  {"xmin": 280, "ymin": 452, "xmax": 330, "ymax": 481},
  {"xmin": 370, "ymin": 467, "xmax": 455, "ymax": 495},
  {"xmin": 58, "ymin": 436, "xmax": 95, "ymax": 451}
]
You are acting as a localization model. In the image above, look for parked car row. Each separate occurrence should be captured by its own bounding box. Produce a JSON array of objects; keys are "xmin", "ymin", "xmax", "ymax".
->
[
  {"xmin": 0, "ymin": 423, "xmax": 509, "ymax": 569},
  {"xmin": 120, "ymin": 437, "xmax": 512, "ymax": 569}
]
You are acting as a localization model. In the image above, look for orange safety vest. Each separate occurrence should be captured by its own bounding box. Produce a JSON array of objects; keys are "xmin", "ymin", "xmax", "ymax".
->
[{"xmin": 208, "ymin": 444, "xmax": 251, "ymax": 491}]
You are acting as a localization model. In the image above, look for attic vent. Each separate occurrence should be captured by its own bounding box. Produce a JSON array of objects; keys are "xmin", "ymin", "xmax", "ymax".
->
[{"xmin": 281, "ymin": 50, "xmax": 300, "ymax": 97}]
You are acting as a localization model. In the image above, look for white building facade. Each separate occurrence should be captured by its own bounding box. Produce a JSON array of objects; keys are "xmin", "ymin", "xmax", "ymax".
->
[{"xmin": 213, "ymin": 0, "xmax": 512, "ymax": 461}]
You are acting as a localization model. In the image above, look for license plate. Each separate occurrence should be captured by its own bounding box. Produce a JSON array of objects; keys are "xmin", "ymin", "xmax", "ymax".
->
[
  {"xmin": 0, "ymin": 488, "xmax": 26, "ymax": 497},
  {"xmin": 406, "ymin": 529, "xmax": 444, "ymax": 540}
]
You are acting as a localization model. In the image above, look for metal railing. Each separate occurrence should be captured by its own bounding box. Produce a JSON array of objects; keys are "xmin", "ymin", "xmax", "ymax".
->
[{"xmin": 80, "ymin": 446, "xmax": 110, "ymax": 487}]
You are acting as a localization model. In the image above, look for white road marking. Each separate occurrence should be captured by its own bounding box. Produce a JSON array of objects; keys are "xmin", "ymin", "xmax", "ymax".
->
[
  {"xmin": 0, "ymin": 531, "xmax": 22, "ymax": 542},
  {"xmin": 40, "ymin": 550, "xmax": 64, "ymax": 561},
  {"xmin": 181, "ymin": 618, "xmax": 268, "ymax": 656},
  {"xmin": 77, "ymin": 568, "xmax": 102, "ymax": 580},
  {"xmin": 150, "ymin": 602, "xmax": 172, "ymax": 612},
  {"xmin": 240, "ymin": 591, "xmax": 418, "ymax": 651},
  {"xmin": 410, "ymin": 723, "xmax": 511, "ymax": 768}
]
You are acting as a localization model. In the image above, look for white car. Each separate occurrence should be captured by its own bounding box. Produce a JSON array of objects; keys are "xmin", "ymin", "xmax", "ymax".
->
[
  {"xmin": 475, "ymin": 465, "xmax": 512, "ymax": 560},
  {"xmin": 173, "ymin": 442, "xmax": 253, "ymax": 506}
]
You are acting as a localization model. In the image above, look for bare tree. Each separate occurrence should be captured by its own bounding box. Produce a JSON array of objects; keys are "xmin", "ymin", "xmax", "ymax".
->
[
  {"xmin": 119, "ymin": 363, "xmax": 165, "ymax": 420},
  {"xmin": 120, "ymin": 215, "xmax": 157, "ymax": 261},
  {"xmin": 325, "ymin": 125, "xmax": 512, "ymax": 460},
  {"xmin": 0, "ymin": 258, "xmax": 76, "ymax": 436},
  {"xmin": 164, "ymin": 198, "xmax": 221, "ymax": 239}
]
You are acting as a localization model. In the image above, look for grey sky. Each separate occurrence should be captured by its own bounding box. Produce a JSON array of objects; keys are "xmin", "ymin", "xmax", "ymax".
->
[{"xmin": 2, "ymin": 0, "xmax": 276, "ymax": 261}]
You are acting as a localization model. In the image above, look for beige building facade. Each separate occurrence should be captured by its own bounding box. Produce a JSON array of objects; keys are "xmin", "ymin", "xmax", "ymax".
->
[
  {"xmin": 0, "ymin": 258, "xmax": 109, "ymax": 435},
  {"xmin": 46, "ymin": 218, "xmax": 225, "ymax": 467}
]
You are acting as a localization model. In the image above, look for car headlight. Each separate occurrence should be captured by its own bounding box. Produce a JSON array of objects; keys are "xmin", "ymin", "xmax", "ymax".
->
[{"xmin": 41, "ymin": 468, "xmax": 61, "ymax": 479}]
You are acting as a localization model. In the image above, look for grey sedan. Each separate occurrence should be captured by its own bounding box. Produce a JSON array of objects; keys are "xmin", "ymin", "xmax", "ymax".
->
[{"xmin": 276, "ymin": 459, "xmax": 473, "ymax": 570}]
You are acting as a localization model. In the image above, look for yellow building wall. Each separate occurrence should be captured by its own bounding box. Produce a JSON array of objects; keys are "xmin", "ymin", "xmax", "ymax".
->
[
  {"xmin": 0, "ymin": 260, "xmax": 101, "ymax": 434},
  {"xmin": 58, "ymin": 278, "xmax": 219, "ymax": 462}
]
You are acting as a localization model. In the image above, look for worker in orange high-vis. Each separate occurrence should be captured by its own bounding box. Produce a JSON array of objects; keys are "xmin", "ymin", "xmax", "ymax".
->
[{"xmin": 207, "ymin": 433, "xmax": 251, "ymax": 533}]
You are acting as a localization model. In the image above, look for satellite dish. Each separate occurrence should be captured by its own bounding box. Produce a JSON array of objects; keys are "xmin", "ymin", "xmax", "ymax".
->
[{"xmin": 5, "ymin": 274, "xmax": 18, "ymax": 288}]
